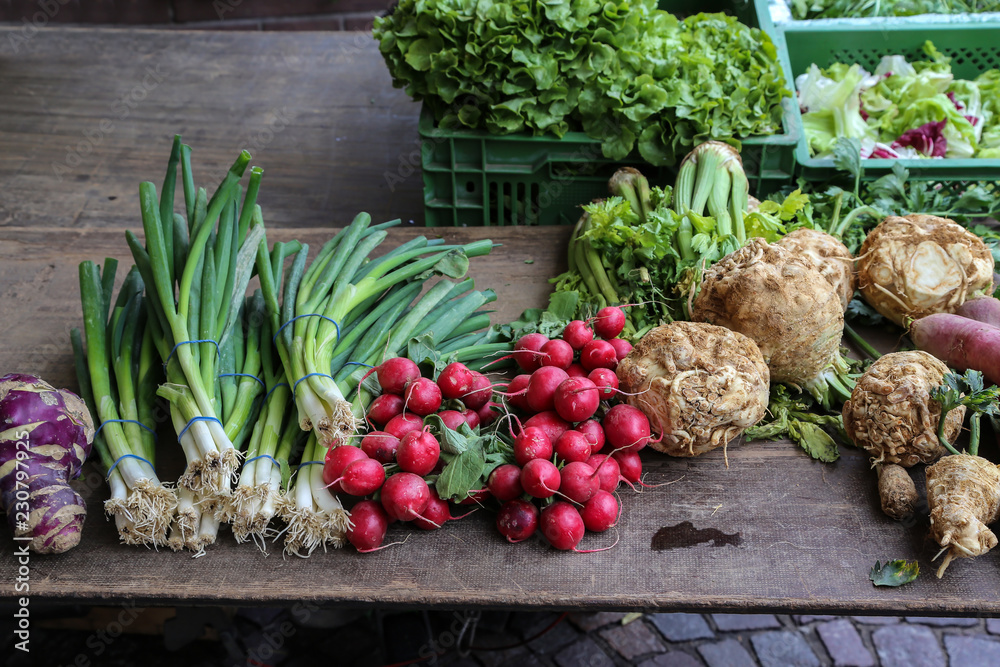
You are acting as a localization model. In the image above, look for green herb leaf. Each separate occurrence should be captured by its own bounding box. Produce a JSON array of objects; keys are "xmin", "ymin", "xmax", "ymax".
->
[
  {"xmin": 870, "ymin": 559, "xmax": 919, "ymax": 587},
  {"xmin": 832, "ymin": 137, "xmax": 863, "ymax": 183},
  {"xmin": 789, "ymin": 420, "xmax": 840, "ymax": 462},
  {"xmin": 436, "ymin": 448, "xmax": 487, "ymax": 502}
]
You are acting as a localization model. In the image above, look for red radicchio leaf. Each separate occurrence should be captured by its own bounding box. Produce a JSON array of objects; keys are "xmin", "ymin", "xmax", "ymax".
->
[
  {"xmin": 892, "ymin": 120, "xmax": 947, "ymax": 157},
  {"xmin": 947, "ymin": 92, "xmax": 965, "ymax": 111}
]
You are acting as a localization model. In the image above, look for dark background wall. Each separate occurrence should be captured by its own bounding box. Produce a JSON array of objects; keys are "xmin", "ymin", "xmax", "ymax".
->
[{"xmin": 0, "ymin": 1, "xmax": 389, "ymax": 31}]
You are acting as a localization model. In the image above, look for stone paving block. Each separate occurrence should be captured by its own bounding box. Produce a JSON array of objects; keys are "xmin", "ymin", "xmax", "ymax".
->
[
  {"xmin": 988, "ymin": 618, "xmax": 1000, "ymax": 635},
  {"xmin": 794, "ymin": 616, "xmax": 837, "ymax": 624},
  {"xmin": 500, "ymin": 653, "xmax": 551, "ymax": 667},
  {"xmin": 904, "ymin": 616, "xmax": 980, "ymax": 627},
  {"xmin": 751, "ymin": 630, "xmax": 821, "ymax": 667},
  {"xmin": 476, "ymin": 645, "xmax": 531, "ymax": 667},
  {"xmin": 697, "ymin": 638, "xmax": 758, "ymax": 667},
  {"xmin": 712, "ymin": 613, "xmax": 782, "ymax": 632},
  {"xmin": 943, "ymin": 634, "xmax": 1000, "ymax": 665},
  {"xmin": 568, "ymin": 612, "xmax": 628, "ymax": 632},
  {"xmin": 817, "ymin": 619, "xmax": 876, "ymax": 667},
  {"xmin": 649, "ymin": 613, "xmax": 715, "ymax": 642},
  {"xmin": 554, "ymin": 637, "xmax": 616, "ymax": 667},
  {"xmin": 510, "ymin": 612, "xmax": 563, "ymax": 639},
  {"xmin": 872, "ymin": 624, "xmax": 946, "ymax": 667},
  {"xmin": 851, "ymin": 616, "xmax": 901, "ymax": 625},
  {"xmin": 526, "ymin": 620, "xmax": 580, "ymax": 655},
  {"xmin": 599, "ymin": 619, "xmax": 666, "ymax": 660},
  {"xmin": 638, "ymin": 651, "xmax": 705, "ymax": 667}
]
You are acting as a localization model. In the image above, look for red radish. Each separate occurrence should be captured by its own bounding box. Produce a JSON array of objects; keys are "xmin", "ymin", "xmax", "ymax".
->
[
  {"xmin": 911, "ymin": 313, "xmax": 1000, "ymax": 385},
  {"xmin": 613, "ymin": 450, "xmax": 643, "ymax": 485},
  {"xmin": 476, "ymin": 401, "xmax": 500, "ymax": 427},
  {"xmin": 553, "ymin": 377, "xmax": 600, "ymax": 423},
  {"xmin": 580, "ymin": 339, "xmax": 618, "ymax": 371},
  {"xmin": 322, "ymin": 445, "xmax": 368, "ymax": 492},
  {"xmin": 608, "ymin": 338, "xmax": 633, "ymax": 362},
  {"xmin": 367, "ymin": 393, "xmax": 404, "ymax": 427},
  {"xmin": 514, "ymin": 333, "xmax": 548, "ymax": 372},
  {"xmin": 586, "ymin": 454, "xmax": 621, "ymax": 492},
  {"xmin": 436, "ymin": 409, "xmax": 467, "ymax": 431},
  {"xmin": 562, "ymin": 320, "xmax": 595, "ymax": 350},
  {"xmin": 593, "ymin": 306, "xmax": 626, "ymax": 339},
  {"xmin": 514, "ymin": 426, "xmax": 553, "ymax": 466},
  {"xmin": 504, "ymin": 374, "xmax": 531, "ymax": 411},
  {"xmin": 380, "ymin": 472, "xmax": 432, "ymax": 521},
  {"xmin": 496, "ymin": 499, "xmax": 539, "ymax": 542},
  {"xmin": 437, "ymin": 362, "xmax": 476, "ymax": 400},
  {"xmin": 403, "ymin": 377, "xmax": 443, "ymax": 416},
  {"xmin": 488, "ymin": 464, "xmax": 524, "ymax": 501},
  {"xmin": 581, "ymin": 490, "xmax": 619, "ymax": 532},
  {"xmin": 458, "ymin": 488, "xmax": 491, "ymax": 505},
  {"xmin": 360, "ymin": 431, "xmax": 400, "ymax": 465},
  {"xmin": 566, "ymin": 363, "xmax": 588, "ymax": 378},
  {"xmin": 588, "ymin": 368, "xmax": 619, "ymax": 401},
  {"xmin": 554, "ymin": 430, "xmax": 594, "ymax": 464},
  {"xmin": 523, "ymin": 411, "xmax": 570, "ymax": 444},
  {"xmin": 368, "ymin": 357, "xmax": 421, "ymax": 396},
  {"xmin": 346, "ymin": 500, "xmax": 390, "ymax": 551},
  {"xmin": 338, "ymin": 458, "xmax": 386, "ymax": 496},
  {"xmin": 384, "ymin": 413, "xmax": 423, "ymax": 440},
  {"xmin": 956, "ymin": 296, "xmax": 1000, "ymax": 328},
  {"xmin": 413, "ymin": 490, "xmax": 467, "ymax": 530},
  {"xmin": 397, "ymin": 430, "xmax": 440, "ymax": 476},
  {"xmin": 578, "ymin": 419, "xmax": 606, "ymax": 454},
  {"xmin": 463, "ymin": 408, "xmax": 481, "ymax": 429},
  {"xmin": 540, "ymin": 502, "xmax": 585, "ymax": 551},
  {"xmin": 603, "ymin": 404, "xmax": 650, "ymax": 452},
  {"xmin": 540, "ymin": 339, "xmax": 574, "ymax": 370},
  {"xmin": 560, "ymin": 461, "xmax": 599, "ymax": 504},
  {"xmin": 526, "ymin": 366, "xmax": 570, "ymax": 413},
  {"xmin": 464, "ymin": 373, "xmax": 493, "ymax": 410},
  {"xmin": 520, "ymin": 458, "xmax": 561, "ymax": 499}
]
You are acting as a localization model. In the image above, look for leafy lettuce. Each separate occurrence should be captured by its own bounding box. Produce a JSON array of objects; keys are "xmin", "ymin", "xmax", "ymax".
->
[{"xmin": 374, "ymin": 1, "xmax": 790, "ymax": 165}]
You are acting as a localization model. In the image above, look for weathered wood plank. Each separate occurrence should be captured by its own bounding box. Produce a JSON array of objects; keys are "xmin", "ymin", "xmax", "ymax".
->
[{"xmin": 1, "ymin": 28, "xmax": 998, "ymax": 613}]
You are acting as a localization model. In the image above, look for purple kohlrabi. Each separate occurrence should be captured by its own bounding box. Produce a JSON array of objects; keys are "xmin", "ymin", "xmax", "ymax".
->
[{"xmin": 0, "ymin": 373, "xmax": 94, "ymax": 554}]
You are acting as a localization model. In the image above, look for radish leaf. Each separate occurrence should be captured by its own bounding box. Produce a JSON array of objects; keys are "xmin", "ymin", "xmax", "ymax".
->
[{"xmin": 870, "ymin": 559, "xmax": 919, "ymax": 587}]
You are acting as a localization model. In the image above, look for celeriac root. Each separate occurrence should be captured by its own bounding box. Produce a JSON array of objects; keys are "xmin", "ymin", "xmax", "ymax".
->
[
  {"xmin": 926, "ymin": 453, "xmax": 1000, "ymax": 577},
  {"xmin": 877, "ymin": 463, "xmax": 918, "ymax": 521}
]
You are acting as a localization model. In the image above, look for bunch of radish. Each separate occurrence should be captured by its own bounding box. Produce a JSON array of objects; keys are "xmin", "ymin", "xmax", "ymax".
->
[
  {"xmin": 327, "ymin": 356, "xmax": 498, "ymax": 552},
  {"xmin": 492, "ymin": 306, "xmax": 654, "ymax": 551}
]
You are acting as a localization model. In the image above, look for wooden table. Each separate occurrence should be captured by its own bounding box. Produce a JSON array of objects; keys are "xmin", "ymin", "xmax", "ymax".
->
[{"xmin": 1, "ymin": 28, "xmax": 998, "ymax": 615}]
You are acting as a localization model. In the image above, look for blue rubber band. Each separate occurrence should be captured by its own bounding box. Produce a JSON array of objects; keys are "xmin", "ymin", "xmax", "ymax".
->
[
  {"xmin": 164, "ymin": 339, "xmax": 221, "ymax": 369},
  {"xmin": 218, "ymin": 373, "xmax": 266, "ymax": 389},
  {"xmin": 244, "ymin": 454, "xmax": 280, "ymax": 468},
  {"xmin": 263, "ymin": 382, "xmax": 290, "ymax": 404},
  {"xmin": 106, "ymin": 453, "xmax": 155, "ymax": 480},
  {"xmin": 178, "ymin": 416, "xmax": 223, "ymax": 440},
  {"xmin": 298, "ymin": 460, "xmax": 324, "ymax": 468},
  {"xmin": 96, "ymin": 419, "xmax": 157, "ymax": 440},
  {"xmin": 343, "ymin": 361, "xmax": 374, "ymax": 369},
  {"xmin": 293, "ymin": 372, "xmax": 335, "ymax": 396},
  {"xmin": 273, "ymin": 314, "xmax": 340, "ymax": 345}
]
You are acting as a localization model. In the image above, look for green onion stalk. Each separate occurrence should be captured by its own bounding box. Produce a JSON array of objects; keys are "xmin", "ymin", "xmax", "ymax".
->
[
  {"xmin": 230, "ymin": 308, "xmax": 299, "ymax": 547},
  {"xmin": 73, "ymin": 261, "xmax": 176, "ymax": 546},
  {"xmin": 128, "ymin": 137, "xmax": 266, "ymax": 506},
  {"xmin": 264, "ymin": 211, "xmax": 493, "ymax": 448}
]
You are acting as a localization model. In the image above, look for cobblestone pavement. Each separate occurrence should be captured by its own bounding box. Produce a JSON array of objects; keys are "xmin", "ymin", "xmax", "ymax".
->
[{"xmin": 5, "ymin": 606, "xmax": 1000, "ymax": 666}]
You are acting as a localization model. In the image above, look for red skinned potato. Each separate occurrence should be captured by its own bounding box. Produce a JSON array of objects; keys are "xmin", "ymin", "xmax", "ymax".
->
[{"xmin": 0, "ymin": 373, "xmax": 95, "ymax": 554}]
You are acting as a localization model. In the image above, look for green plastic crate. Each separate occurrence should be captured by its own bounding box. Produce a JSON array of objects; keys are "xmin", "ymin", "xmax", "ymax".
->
[
  {"xmin": 420, "ymin": 0, "xmax": 800, "ymax": 226},
  {"xmin": 782, "ymin": 19, "xmax": 1000, "ymax": 181}
]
